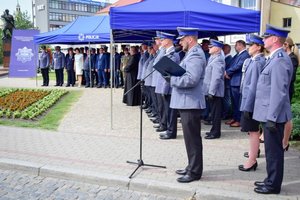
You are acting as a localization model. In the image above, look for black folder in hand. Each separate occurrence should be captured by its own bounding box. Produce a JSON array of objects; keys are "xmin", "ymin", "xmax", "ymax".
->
[{"xmin": 153, "ymin": 56, "xmax": 186, "ymax": 77}]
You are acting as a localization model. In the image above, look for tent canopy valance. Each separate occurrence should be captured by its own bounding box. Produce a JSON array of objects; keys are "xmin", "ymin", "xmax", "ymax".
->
[
  {"xmin": 34, "ymin": 15, "xmax": 110, "ymax": 44},
  {"xmin": 109, "ymin": 0, "xmax": 261, "ymax": 42}
]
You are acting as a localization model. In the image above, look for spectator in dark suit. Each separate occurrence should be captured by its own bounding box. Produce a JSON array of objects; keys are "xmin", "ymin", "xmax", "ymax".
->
[
  {"xmin": 225, "ymin": 40, "xmax": 250, "ymax": 127},
  {"xmin": 222, "ymin": 44, "xmax": 233, "ymax": 119}
]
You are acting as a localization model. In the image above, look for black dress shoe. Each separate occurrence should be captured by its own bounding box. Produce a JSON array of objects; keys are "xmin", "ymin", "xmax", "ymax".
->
[
  {"xmin": 254, "ymin": 181, "xmax": 265, "ymax": 187},
  {"xmin": 148, "ymin": 113, "xmax": 157, "ymax": 118},
  {"xmin": 160, "ymin": 134, "xmax": 176, "ymax": 140},
  {"xmin": 153, "ymin": 124, "xmax": 160, "ymax": 128},
  {"xmin": 203, "ymin": 120, "xmax": 213, "ymax": 125},
  {"xmin": 177, "ymin": 174, "xmax": 201, "ymax": 183},
  {"xmin": 41, "ymin": 84, "xmax": 45, "ymax": 87},
  {"xmin": 151, "ymin": 119, "xmax": 160, "ymax": 124},
  {"xmin": 205, "ymin": 132, "xmax": 211, "ymax": 136},
  {"xmin": 238, "ymin": 162, "xmax": 257, "ymax": 171},
  {"xmin": 205, "ymin": 134, "xmax": 220, "ymax": 139},
  {"xmin": 156, "ymin": 127, "xmax": 167, "ymax": 132},
  {"xmin": 244, "ymin": 149, "xmax": 260, "ymax": 158},
  {"xmin": 175, "ymin": 169, "xmax": 187, "ymax": 175},
  {"xmin": 66, "ymin": 84, "xmax": 70, "ymax": 87},
  {"xmin": 254, "ymin": 186, "xmax": 280, "ymax": 194}
]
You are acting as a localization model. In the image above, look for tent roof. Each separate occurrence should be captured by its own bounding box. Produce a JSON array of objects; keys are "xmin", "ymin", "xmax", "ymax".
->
[
  {"xmin": 97, "ymin": 0, "xmax": 141, "ymax": 15},
  {"xmin": 34, "ymin": 16, "xmax": 110, "ymax": 44},
  {"xmin": 110, "ymin": 0, "xmax": 261, "ymax": 42}
]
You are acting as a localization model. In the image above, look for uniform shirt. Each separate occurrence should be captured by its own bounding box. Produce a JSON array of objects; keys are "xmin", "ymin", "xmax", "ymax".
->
[
  {"xmin": 151, "ymin": 47, "xmax": 166, "ymax": 87},
  {"xmin": 137, "ymin": 50, "xmax": 149, "ymax": 80},
  {"xmin": 170, "ymin": 44, "xmax": 206, "ymax": 109},
  {"xmin": 39, "ymin": 51, "xmax": 50, "ymax": 69},
  {"xmin": 53, "ymin": 51, "xmax": 65, "ymax": 70},
  {"xmin": 155, "ymin": 46, "xmax": 180, "ymax": 95},
  {"xmin": 240, "ymin": 53, "xmax": 265, "ymax": 112},
  {"xmin": 253, "ymin": 48, "xmax": 293, "ymax": 123},
  {"xmin": 203, "ymin": 53, "xmax": 225, "ymax": 97},
  {"xmin": 144, "ymin": 54, "xmax": 156, "ymax": 86}
]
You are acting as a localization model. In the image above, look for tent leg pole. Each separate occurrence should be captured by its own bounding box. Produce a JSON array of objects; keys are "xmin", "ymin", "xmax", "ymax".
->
[{"xmin": 110, "ymin": 29, "xmax": 114, "ymax": 130}]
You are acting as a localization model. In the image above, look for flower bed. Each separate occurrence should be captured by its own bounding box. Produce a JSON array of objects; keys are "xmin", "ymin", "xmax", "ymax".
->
[{"xmin": 0, "ymin": 88, "xmax": 68, "ymax": 119}]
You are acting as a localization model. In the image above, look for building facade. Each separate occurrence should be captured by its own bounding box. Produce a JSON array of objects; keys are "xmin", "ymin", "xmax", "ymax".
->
[
  {"xmin": 213, "ymin": 0, "xmax": 300, "ymax": 44},
  {"xmin": 32, "ymin": 0, "xmax": 110, "ymax": 33}
]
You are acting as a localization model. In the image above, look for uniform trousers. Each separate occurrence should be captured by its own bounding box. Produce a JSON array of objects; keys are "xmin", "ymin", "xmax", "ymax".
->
[
  {"xmin": 66, "ymin": 69, "xmax": 75, "ymax": 86},
  {"xmin": 149, "ymin": 87, "xmax": 158, "ymax": 117},
  {"xmin": 179, "ymin": 109, "xmax": 203, "ymax": 178},
  {"xmin": 55, "ymin": 68, "xmax": 64, "ymax": 86},
  {"xmin": 157, "ymin": 94, "xmax": 166, "ymax": 129},
  {"xmin": 144, "ymin": 86, "xmax": 152, "ymax": 108},
  {"xmin": 41, "ymin": 68, "xmax": 49, "ymax": 86},
  {"xmin": 262, "ymin": 122, "xmax": 285, "ymax": 192},
  {"xmin": 208, "ymin": 96, "xmax": 223, "ymax": 137},
  {"xmin": 162, "ymin": 94, "xmax": 177, "ymax": 137},
  {"xmin": 230, "ymin": 86, "xmax": 241, "ymax": 122}
]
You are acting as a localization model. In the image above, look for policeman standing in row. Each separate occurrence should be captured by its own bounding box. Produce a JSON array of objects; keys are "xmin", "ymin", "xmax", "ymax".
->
[
  {"xmin": 39, "ymin": 46, "xmax": 50, "ymax": 87},
  {"xmin": 53, "ymin": 46, "xmax": 65, "ymax": 86},
  {"xmin": 253, "ymin": 24, "xmax": 293, "ymax": 194},
  {"xmin": 157, "ymin": 32, "xmax": 180, "ymax": 140},
  {"xmin": 203, "ymin": 39, "xmax": 225, "ymax": 139},
  {"xmin": 168, "ymin": 27, "xmax": 206, "ymax": 183},
  {"xmin": 150, "ymin": 32, "xmax": 166, "ymax": 126}
]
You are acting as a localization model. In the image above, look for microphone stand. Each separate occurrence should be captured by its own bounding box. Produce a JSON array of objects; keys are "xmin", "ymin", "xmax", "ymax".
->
[{"xmin": 124, "ymin": 69, "xmax": 166, "ymax": 179}]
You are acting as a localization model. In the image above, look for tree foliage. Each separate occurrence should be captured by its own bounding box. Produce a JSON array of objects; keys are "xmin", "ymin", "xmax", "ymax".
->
[{"xmin": 14, "ymin": 10, "xmax": 34, "ymax": 29}]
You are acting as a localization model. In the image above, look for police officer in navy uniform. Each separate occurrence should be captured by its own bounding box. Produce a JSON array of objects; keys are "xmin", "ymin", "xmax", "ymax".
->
[
  {"xmin": 253, "ymin": 24, "xmax": 293, "ymax": 194},
  {"xmin": 203, "ymin": 39, "xmax": 225, "ymax": 139},
  {"xmin": 53, "ymin": 46, "xmax": 65, "ymax": 86},
  {"xmin": 168, "ymin": 27, "xmax": 206, "ymax": 183},
  {"xmin": 155, "ymin": 32, "xmax": 180, "ymax": 140},
  {"xmin": 39, "ymin": 46, "xmax": 50, "ymax": 86}
]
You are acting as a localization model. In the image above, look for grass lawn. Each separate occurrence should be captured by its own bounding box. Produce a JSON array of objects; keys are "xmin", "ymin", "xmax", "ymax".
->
[{"xmin": 0, "ymin": 90, "xmax": 82, "ymax": 130}]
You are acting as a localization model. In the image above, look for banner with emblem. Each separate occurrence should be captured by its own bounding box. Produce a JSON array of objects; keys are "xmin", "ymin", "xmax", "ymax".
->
[{"xmin": 9, "ymin": 29, "xmax": 40, "ymax": 78}]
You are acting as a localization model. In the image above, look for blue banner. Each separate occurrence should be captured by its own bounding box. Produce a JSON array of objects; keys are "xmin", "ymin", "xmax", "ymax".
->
[{"xmin": 9, "ymin": 29, "xmax": 40, "ymax": 78}]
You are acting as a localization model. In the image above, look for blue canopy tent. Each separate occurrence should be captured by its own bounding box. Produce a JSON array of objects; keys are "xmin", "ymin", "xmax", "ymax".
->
[
  {"xmin": 34, "ymin": 15, "xmax": 110, "ymax": 44},
  {"xmin": 109, "ymin": 0, "xmax": 261, "ymax": 42}
]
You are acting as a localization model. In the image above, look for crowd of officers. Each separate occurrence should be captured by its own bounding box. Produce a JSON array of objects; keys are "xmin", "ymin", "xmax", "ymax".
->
[
  {"xmin": 39, "ymin": 24, "xmax": 298, "ymax": 194},
  {"xmin": 39, "ymin": 45, "xmax": 131, "ymax": 88},
  {"xmin": 125, "ymin": 25, "xmax": 298, "ymax": 195}
]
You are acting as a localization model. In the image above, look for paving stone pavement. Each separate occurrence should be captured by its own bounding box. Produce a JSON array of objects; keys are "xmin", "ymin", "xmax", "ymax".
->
[
  {"xmin": 0, "ymin": 77, "xmax": 300, "ymax": 199},
  {"xmin": 0, "ymin": 169, "xmax": 183, "ymax": 200}
]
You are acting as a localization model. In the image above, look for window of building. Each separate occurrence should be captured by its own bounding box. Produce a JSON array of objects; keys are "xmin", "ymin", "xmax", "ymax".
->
[
  {"xmin": 240, "ymin": 0, "xmax": 256, "ymax": 9},
  {"xmin": 283, "ymin": 17, "xmax": 292, "ymax": 27}
]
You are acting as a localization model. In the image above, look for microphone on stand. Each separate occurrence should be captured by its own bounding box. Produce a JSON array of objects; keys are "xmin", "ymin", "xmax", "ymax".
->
[{"xmin": 175, "ymin": 45, "xmax": 183, "ymax": 53}]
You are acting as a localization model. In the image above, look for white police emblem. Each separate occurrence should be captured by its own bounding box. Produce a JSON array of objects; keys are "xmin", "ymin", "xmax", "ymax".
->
[
  {"xmin": 78, "ymin": 33, "xmax": 85, "ymax": 41},
  {"xmin": 15, "ymin": 47, "xmax": 34, "ymax": 63}
]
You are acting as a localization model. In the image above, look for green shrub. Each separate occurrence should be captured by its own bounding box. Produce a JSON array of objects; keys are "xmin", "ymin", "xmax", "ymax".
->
[
  {"xmin": 291, "ymin": 103, "xmax": 300, "ymax": 139},
  {"xmin": 292, "ymin": 68, "xmax": 300, "ymax": 104}
]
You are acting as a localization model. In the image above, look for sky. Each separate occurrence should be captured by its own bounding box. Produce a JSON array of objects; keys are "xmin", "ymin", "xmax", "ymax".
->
[{"xmin": 0, "ymin": 0, "xmax": 118, "ymax": 21}]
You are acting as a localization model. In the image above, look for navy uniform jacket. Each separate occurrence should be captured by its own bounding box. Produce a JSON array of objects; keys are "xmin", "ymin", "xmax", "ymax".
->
[
  {"xmin": 203, "ymin": 53, "xmax": 225, "ymax": 97},
  {"xmin": 114, "ymin": 53, "xmax": 121, "ymax": 71},
  {"xmin": 155, "ymin": 46, "xmax": 180, "ymax": 95},
  {"xmin": 144, "ymin": 55, "xmax": 155, "ymax": 86},
  {"xmin": 253, "ymin": 48, "xmax": 293, "ymax": 123},
  {"xmin": 52, "ymin": 51, "xmax": 65, "ymax": 69},
  {"xmin": 137, "ymin": 51, "xmax": 149, "ymax": 80},
  {"xmin": 97, "ymin": 54, "xmax": 107, "ymax": 70},
  {"xmin": 240, "ymin": 54, "xmax": 265, "ymax": 112},
  {"xmin": 83, "ymin": 54, "xmax": 90, "ymax": 70},
  {"xmin": 170, "ymin": 44, "xmax": 206, "ymax": 109},
  {"xmin": 104, "ymin": 52, "xmax": 110, "ymax": 70},
  {"xmin": 226, "ymin": 50, "xmax": 250, "ymax": 87},
  {"xmin": 39, "ymin": 51, "xmax": 50, "ymax": 69},
  {"xmin": 65, "ymin": 53, "xmax": 74, "ymax": 71},
  {"xmin": 90, "ymin": 54, "xmax": 97, "ymax": 70},
  {"xmin": 151, "ymin": 47, "xmax": 166, "ymax": 87}
]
